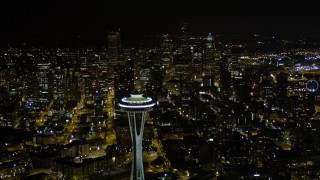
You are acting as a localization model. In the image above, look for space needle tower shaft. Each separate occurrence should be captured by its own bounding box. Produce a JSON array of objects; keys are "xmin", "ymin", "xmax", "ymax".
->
[{"xmin": 119, "ymin": 93, "xmax": 155, "ymax": 180}]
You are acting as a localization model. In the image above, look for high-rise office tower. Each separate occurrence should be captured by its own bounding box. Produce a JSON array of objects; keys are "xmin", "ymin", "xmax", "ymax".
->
[
  {"xmin": 107, "ymin": 30, "xmax": 122, "ymax": 65},
  {"xmin": 119, "ymin": 93, "xmax": 155, "ymax": 180},
  {"xmin": 276, "ymin": 72, "xmax": 288, "ymax": 109},
  {"xmin": 260, "ymin": 72, "xmax": 274, "ymax": 99},
  {"xmin": 203, "ymin": 33, "xmax": 215, "ymax": 76},
  {"xmin": 134, "ymin": 49, "xmax": 147, "ymax": 91},
  {"xmin": 24, "ymin": 72, "xmax": 39, "ymax": 105},
  {"xmin": 190, "ymin": 37, "xmax": 203, "ymax": 79},
  {"xmin": 37, "ymin": 63, "xmax": 52, "ymax": 103},
  {"xmin": 160, "ymin": 34, "xmax": 173, "ymax": 80},
  {"xmin": 63, "ymin": 68, "xmax": 80, "ymax": 103},
  {"xmin": 146, "ymin": 66, "xmax": 164, "ymax": 100},
  {"xmin": 114, "ymin": 59, "xmax": 134, "ymax": 100},
  {"xmin": 139, "ymin": 66, "xmax": 151, "ymax": 92},
  {"xmin": 179, "ymin": 23, "xmax": 192, "ymax": 63},
  {"xmin": 213, "ymin": 49, "xmax": 222, "ymax": 87},
  {"xmin": 173, "ymin": 61, "xmax": 192, "ymax": 82},
  {"xmin": 180, "ymin": 23, "xmax": 190, "ymax": 54},
  {"xmin": 220, "ymin": 48, "xmax": 231, "ymax": 102},
  {"xmin": 229, "ymin": 53, "xmax": 241, "ymax": 78},
  {"xmin": 52, "ymin": 67, "xmax": 64, "ymax": 103},
  {"xmin": 122, "ymin": 48, "xmax": 134, "ymax": 63}
]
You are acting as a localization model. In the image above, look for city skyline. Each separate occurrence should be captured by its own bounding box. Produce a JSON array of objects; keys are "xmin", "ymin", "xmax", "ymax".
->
[{"xmin": 2, "ymin": 1, "xmax": 320, "ymax": 179}]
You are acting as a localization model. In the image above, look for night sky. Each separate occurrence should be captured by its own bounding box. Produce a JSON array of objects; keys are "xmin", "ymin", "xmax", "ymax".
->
[{"xmin": 1, "ymin": 1, "xmax": 320, "ymax": 46}]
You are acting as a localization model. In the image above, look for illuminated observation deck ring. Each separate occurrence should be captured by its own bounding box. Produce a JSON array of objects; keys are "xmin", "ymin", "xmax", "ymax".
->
[
  {"xmin": 306, "ymin": 80, "xmax": 319, "ymax": 92},
  {"xmin": 119, "ymin": 94, "xmax": 155, "ymax": 111}
]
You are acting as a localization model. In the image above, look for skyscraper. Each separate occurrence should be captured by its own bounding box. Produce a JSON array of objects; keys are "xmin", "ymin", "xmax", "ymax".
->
[
  {"xmin": 37, "ymin": 63, "xmax": 52, "ymax": 103},
  {"xmin": 179, "ymin": 23, "xmax": 192, "ymax": 63},
  {"xmin": 220, "ymin": 48, "xmax": 231, "ymax": 102},
  {"xmin": 160, "ymin": 34, "xmax": 173, "ymax": 80},
  {"xmin": 107, "ymin": 30, "xmax": 121, "ymax": 65},
  {"xmin": 119, "ymin": 93, "xmax": 155, "ymax": 180},
  {"xmin": 114, "ymin": 59, "xmax": 134, "ymax": 100},
  {"xmin": 180, "ymin": 23, "xmax": 190, "ymax": 54},
  {"xmin": 146, "ymin": 66, "xmax": 164, "ymax": 100},
  {"xmin": 202, "ymin": 33, "xmax": 215, "ymax": 76},
  {"xmin": 275, "ymin": 72, "xmax": 288, "ymax": 109}
]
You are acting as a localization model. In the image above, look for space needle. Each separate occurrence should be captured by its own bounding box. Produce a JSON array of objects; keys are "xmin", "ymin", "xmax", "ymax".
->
[{"xmin": 119, "ymin": 93, "xmax": 155, "ymax": 180}]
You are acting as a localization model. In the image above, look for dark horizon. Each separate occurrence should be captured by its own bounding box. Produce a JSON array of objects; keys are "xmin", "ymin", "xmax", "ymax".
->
[{"xmin": 1, "ymin": 1, "xmax": 320, "ymax": 46}]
